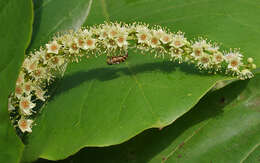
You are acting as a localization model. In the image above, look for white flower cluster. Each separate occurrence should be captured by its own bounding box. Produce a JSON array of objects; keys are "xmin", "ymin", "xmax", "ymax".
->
[{"xmin": 8, "ymin": 22, "xmax": 256, "ymax": 134}]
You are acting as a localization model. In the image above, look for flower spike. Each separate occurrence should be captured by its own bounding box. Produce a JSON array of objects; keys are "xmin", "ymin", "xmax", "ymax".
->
[{"xmin": 8, "ymin": 22, "xmax": 256, "ymax": 134}]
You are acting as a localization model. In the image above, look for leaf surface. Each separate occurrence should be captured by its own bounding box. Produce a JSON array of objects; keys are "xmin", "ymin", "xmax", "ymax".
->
[
  {"xmin": 21, "ymin": 0, "xmax": 93, "ymax": 162},
  {"xmin": 24, "ymin": 0, "xmax": 260, "ymax": 161},
  {"xmin": 28, "ymin": 0, "xmax": 93, "ymax": 50},
  {"xmin": 0, "ymin": 0, "xmax": 33, "ymax": 162},
  {"xmin": 243, "ymin": 145, "xmax": 260, "ymax": 163},
  {"xmin": 37, "ymin": 73, "xmax": 260, "ymax": 163}
]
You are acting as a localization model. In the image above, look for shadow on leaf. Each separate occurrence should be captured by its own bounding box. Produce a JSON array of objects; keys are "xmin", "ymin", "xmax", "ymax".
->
[
  {"xmin": 50, "ymin": 60, "xmax": 225, "ymax": 100},
  {"xmin": 36, "ymin": 79, "xmax": 249, "ymax": 163}
]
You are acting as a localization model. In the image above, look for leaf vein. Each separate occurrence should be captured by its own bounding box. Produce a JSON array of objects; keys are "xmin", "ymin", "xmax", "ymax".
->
[
  {"xmin": 74, "ymin": 80, "xmax": 95, "ymax": 127},
  {"xmin": 164, "ymin": 120, "xmax": 211, "ymax": 162},
  {"xmin": 125, "ymin": 62, "xmax": 162, "ymax": 125},
  {"xmin": 116, "ymin": 86, "xmax": 134, "ymax": 122}
]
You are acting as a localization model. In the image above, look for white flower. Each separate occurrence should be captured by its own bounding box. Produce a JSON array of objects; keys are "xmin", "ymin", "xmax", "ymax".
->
[
  {"xmin": 23, "ymin": 81, "xmax": 34, "ymax": 95},
  {"xmin": 191, "ymin": 45, "xmax": 204, "ymax": 60},
  {"xmin": 98, "ymin": 27, "xmax": 109, "ymax": 40},
  {"xmin": 115, "ymin": 33, "xmax": 128, "ymax": 48},
  {"xmin": 81, "ymin": 29, "xmax": 92, "ymax": 37},
  {"xmin": 77, "ymin": 31, "xmax": 96, "ymax": 50},
  {"xmin": 30, "ymin": 53, "xmax": 41, "ymax": 61},
  {"xmin": 76, "ymin": 37, "xmax": 96, "ymax": 50},
  {"xmin": 58, "ymin": 34, "xmax": 71, "ymax": 47},
  {"xmin": 160, "ymin": 33, "xmax": 172, "ymax": 44},
  {"xmin": 46, "ymin": 40, "xmax": 61, "ymax": 54},
  {"xmin": 42, "ymin": 52, "xmax": 52, "ymax": 65},
  {"xmin": 50, "ymin": 56, "xmax": 65, "ymax": 67},
  {"xmin": 170, "ymin": 48, "xmax": 184, "ymax": 61},
  {"xmin": 224, "ymin": 52, "xmax": 243, "ymax": 62},
  {"xmin": 104, "ymin": 39, "xmax": 118, "ymax": 49},
  {"xmin": 149, "ymin": 35, "xmax": 160, "ymax": 48},
  {"xmin": 16, "ymin": 72, "xmax": 25, "ymax": 86},
  {"xmin": 197, "ymin": 53, "xmax": 211, "ymax": 68},
  {"xmin": 239, "ymin": 69, "xmax": 254, "ymax": 79},
  {"xmin": 22, "ymin": 58, "xmax": 30, "ymax": 69},
  {"xmin": 68, "ymin": 40, "xmax": 80, "ymax": 54},
  {"xmin": 33, "ymin": 66, "xmax": 48, "ymax": 81},
  {"xmin": 35, "ymin": 48, "xmax": 45, "ymax": 55},
  {"xmin": 84, "ymin": 38, "xmax": 96, "ymax": 50},
  {"xmin": 108, "ymin": 26, "xmax": 119, "ymax": 38},
  {"xmin": 8, "ymin": 97, "xmax": 15, "ymax": 112},
  {"xmin": 35, "ymin": 49, "xmax": 48, "ymax": 65},
  {"xmin": 135, "ymin": 24, "xmax": 150, "ymax": 32},
  {"xmin": 23, "ymin": 57, "xmax": 38, "ymax": 73},
  {"xmin": 35, "ymin": 87, "xmax": 46, "ymax": 101},
  {"xmin": 212, "ymin": 52, "xmax": 224, "ymax": 64},
  {"xmin": 19, "ymin": 96, "xmax": 35, "ymax": 115},
  {"xmin": 136, "ymin": 28, "xmax": 151, "ymax": 44},
  {"xmin": 15, "ymin": 85, "xmax": 24, "ymax": 99},
  {"xmin": 206, "ymin": 46, "xmax": 219, "ymax": 53},
  {"xmin": 60, "ymin": 34, "xmax": 79, "ymax": 54},
  {"xmin": 199, "ymin": 40, "xmax": 211, "ymax": 49},
  {"xmin": 170, "ymin": 33, "xmax": 187, "ymax": 48},
  {"xmin": 225, "ymin": 52, "xmax": 243, "ymax": 72},
  {"xmin": 152, "ymin": 29, "xmax": 164, "ymax": 39},
  {"xmin": 76, "ymin": 37, "xmax": 86, "ymax": 49},
  {"xmin": 18, "ymin": 117, "xmax": 33, "ymax": 133},
  {"xmin": 28, "ymin": 61, "xmax": 37, "ymax": 73},
  {"xmin": 227, "ymin": 57, "xmax": 242, "ymax": 72}
]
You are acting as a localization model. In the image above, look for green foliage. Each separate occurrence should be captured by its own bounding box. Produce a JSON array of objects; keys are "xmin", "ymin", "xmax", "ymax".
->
[
  {"xmin": 86, "ymin": 0, "xmax": 260, "ymax": 67},
  {"xmin": 22, "ymin": 53, "xmax": 230, "ymax": 161},
  {"xmin": 20, "ymin": 0, "xmax": 92, "ymax": 161},
  {"xmin": 243, "ymin": 145, "xmax": 260, "ymax": 163},
  {"xmin": 0, "ymin": 0, "xmax": 33, "ymax": 162},
  {"xmin": 28, "ymin": 0, "xmax": 93, "ymax": 51},
  {"xmin": 37, "ymin": 73, "xmax": 260, "ymax": 163},
  {"xmin": 0, "ymin": 0, "xmax": 259, "ymax": 162}
]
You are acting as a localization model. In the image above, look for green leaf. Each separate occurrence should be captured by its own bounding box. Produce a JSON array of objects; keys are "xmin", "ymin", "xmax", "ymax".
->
[
  {"xmin": 37, "ymin": 73, "xmax": 260, "ymax": 163},
  {"xmin": 21, "ymin": 0, "xmax": 93, "ymax": 162},
  {"xmin": 23, "ymin": 0, "xmax": 260, "ymax": 161},
  {"xmin": 0, "ymin": 0, "xmax": 33, "ymax": 162},
  {"xmin": 98, "ymin": 0, "xmax": 260, "ymax": 66},
  {"xmin": 24, "ymin": 54, "xmax": 229, "ymax": 161},
  {"xmin": 243, "ymin": 145, "xmax": 260, "ymax": 163},
  {"xmin": 28, "ymin": 0, "xmax": 93, "ymax": 50}
]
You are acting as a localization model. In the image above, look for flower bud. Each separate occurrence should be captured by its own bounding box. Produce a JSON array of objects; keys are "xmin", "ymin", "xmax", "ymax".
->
[{"xmin": 247, "ymin": 57, "xmax": 254, "ymax": 63}]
